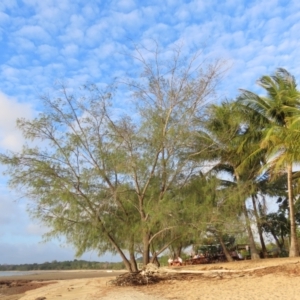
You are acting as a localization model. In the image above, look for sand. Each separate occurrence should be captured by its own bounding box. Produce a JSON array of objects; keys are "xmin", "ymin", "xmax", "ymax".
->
[{"xmin": 1, "ymin": 257, "xmax": 300, "ymax": 300}]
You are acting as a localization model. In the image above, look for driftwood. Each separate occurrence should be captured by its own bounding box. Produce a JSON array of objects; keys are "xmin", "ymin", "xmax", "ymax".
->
[{"xmin": 108, "ymin": 271, "xmax": 162, "ymax": 286}]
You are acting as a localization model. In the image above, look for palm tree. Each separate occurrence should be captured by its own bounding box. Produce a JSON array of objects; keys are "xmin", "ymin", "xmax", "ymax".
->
[
  {"xmin": 238, "ymin": 68, "xmax": 300, "ymax": 257},
  {"xmin": 193, "ymin": 101, "xmax": 265, "ymax": 259}
]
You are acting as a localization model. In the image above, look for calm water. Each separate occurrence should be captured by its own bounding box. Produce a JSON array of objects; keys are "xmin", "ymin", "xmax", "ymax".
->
[{"xmin": 0, "ymin": 271, "xmax": 39, "ymax": 277}]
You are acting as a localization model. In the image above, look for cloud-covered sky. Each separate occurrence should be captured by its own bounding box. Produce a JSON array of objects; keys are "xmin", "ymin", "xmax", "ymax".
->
[{"xmin": 0, "ymin": 0, "xmax": 299, "ymax": 264}]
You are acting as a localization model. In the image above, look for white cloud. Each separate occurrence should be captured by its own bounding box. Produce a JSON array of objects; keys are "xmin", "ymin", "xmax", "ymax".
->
[
  {"xmin": 0, "ymin": 197, "xmax": 22, "ymax": 226},
  {"xmin": 113, "ymin": 0, "xmax": 137, "ymax": 12},
  {"xmin": 0, "ymin": 92, "xmax": 33, "ymax": 151},
  {"xmin": 0, "ymin": 11, "xmax": 9, "ymax": 25},
  {"xmin": 112, "ymin": 10, "xmax": 142, "ymax": 28},
  {"xmin": 26, "ymin": 223, "xmax": 48, "ymax": 236},
  {"xmin": 1, "ymin": 65, "xmax": 20, "ymax": 80},
  {"xmin": 37, "ymin": 44, "xmax": 59, "ymax": 61},
  {"xmin": 57, "ymin": 14, "xmax": 86, "ymax": 44},
  {"xmin": 13, "ymin": 38, "xmax": 36, "ymax": 52},
  {"xmin": 22, "ymin": 0, "xmax": 72, "ymax": 12},
  {"xmin": 82, "ymin": 4, "xmax": 100, "ymax": 20},
  {"xmin": 6, "ymin": 55, "xmax": 28, "ymax": 67},
  {"xmin": 85, "ymin": 21, "xmax": 109, "ymax": 47},
  {"xmin": 0, "ymin": 0, "xmax": 18, "ymax": 10},
  {"xmin": 174, "ymin": 8, "xmax": 190, "ymax": 21},
  {"xmin": 15, "ymin": 25, "xmax": 52, "ymax": 42},
  {"xmin": 61, "ymin": 44, "xmax": 79, "ymax": 57},
  {"xmin": 0, "ymin": 242, "xmax": 120, "ymax": 264},
  {"xmin": 142, "ymin": 22, "xmax": 173, "ymax": 41}
]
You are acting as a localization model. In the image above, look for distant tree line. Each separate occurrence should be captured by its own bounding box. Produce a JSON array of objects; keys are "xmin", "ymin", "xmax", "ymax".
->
[{"xmin": 0, "ymin": 260, "xmax": 125, "ymax": 271}]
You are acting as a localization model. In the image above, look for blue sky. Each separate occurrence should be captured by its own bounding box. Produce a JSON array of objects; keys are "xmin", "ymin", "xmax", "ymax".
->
[{"xmin": 0, "ymin": 0, "xmax": 299, "ymax": 264}]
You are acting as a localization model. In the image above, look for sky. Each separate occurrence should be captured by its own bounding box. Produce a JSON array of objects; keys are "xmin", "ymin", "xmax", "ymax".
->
[{"xmin": 0, "ymin": 0, "xmax": 299, "ymax": 264}]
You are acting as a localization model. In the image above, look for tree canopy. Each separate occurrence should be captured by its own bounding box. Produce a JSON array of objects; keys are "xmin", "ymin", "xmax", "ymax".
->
[{"xmin": 1, "ymin": 47, "xmax": 300, "ymax": 270}]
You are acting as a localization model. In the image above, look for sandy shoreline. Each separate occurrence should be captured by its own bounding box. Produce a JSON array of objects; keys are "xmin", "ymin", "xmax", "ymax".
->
[
  {"xmin": 0, "ymin": 270, "xmax": 126, "ymax": 300},
  {"xmin": 1, "ymin": 257, "xmax": 300, "ymax": 300}
]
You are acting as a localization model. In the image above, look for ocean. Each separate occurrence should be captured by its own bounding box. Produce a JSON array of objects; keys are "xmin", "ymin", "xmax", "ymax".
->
[{"xmin": 0, "ymin": 271, "xmax": 38, "ymax": 277}]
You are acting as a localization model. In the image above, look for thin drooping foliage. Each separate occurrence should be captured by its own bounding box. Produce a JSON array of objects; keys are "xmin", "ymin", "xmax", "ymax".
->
[{"xmin": 0, "ymin": 45, "xmax": 227, "ymax": 270}]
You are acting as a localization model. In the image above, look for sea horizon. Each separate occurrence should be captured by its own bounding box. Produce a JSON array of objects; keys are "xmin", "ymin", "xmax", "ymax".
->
[{"xmin": 0, "ymin": 270, "xmax": 49, "ymax": 277}]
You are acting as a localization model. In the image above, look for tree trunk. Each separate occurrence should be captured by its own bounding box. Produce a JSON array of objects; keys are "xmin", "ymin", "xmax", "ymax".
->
[
  {"xmin": 235, "ymin": 173, "xmax": 260, "ymax": 260},
  {"xmin": 243, "ymin": 202, "xmax": 260, "ymax": 260},
  {"xmin": 218, "ymin": 234, "xmax": 233, "ymax": 262},
  {"xmin": 143, "ymin": 232, "xmax": 150, "ymax": 266},
  {"xmin": 175, "ymin": 246, "xmax": 182, "ymax": 258},
  {"xmin": 287, "ymin": 164, "xmax": 299, "ymax": 257},
  {"xmin": 129, "ymin": 254, "xmax": 138, "ymax": 272},
  {"xmin": 271, "ymin": 231, "xmax": 283, "ymax": 254},
  {"xmin": 251, "ymin": 195, "xmax": 268, "ymax": 258},
  {"xmin": 149, "ymin": 236, "xmax": 181, "ymax": 267},
  {"xmin": 110, "ymin": 240, "xmax": 133, "ymax": 271},
  {"xmin": 129, "ymin": 237, "xmax": 138, "ymax": 272},
  {"xmin": 98, "ymin": 220, "xmax": 134, "ymax": 272},
  {"xmin": 150, "ymin": 251, "xmax": 160, "ymax": 267},
  {"xmin": 149, "ymin": 243, "xmax": 160, "ymax": 267}
]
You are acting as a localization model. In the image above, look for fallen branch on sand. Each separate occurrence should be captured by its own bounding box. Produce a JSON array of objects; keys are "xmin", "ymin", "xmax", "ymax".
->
[
  {"xmin": 108, "ymin": 271, "xmax": 161, "ymax": 286},
  {"xmin": 163, "ymin": 266, "xmax": 267, "ymax": 274}
]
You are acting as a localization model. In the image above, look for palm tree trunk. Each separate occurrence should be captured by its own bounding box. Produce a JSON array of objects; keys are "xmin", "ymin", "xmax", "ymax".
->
[
  {"xmin": 243, "ymin": 202, "xmax": 260, "ymax": 260},
  {"xmin": 251, "ymin": 195, "xmax": 268, "ymax": 258},
  {"xmin": 236, "ymin": 173, "xmax": 260, "ymax": 260},
  {"xmin": 287, "ymin": 164, "xmax": 299, "ymax": 257}
]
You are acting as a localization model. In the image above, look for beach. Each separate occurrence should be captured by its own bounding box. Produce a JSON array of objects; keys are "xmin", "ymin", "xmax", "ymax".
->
[
  {"xmin": 1, "ymin": 257, "xmax": 300, "ymax": 300},
  {"xmin": 0, "ymin": 270, "xmax": 126, "ymax": 300}
]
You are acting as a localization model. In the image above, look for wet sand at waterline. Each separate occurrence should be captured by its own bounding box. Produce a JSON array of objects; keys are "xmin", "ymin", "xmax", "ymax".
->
[
  {"xmin": 0, "ymin": 269, "xmax": 126, "ymax": 281},
  {"xmin": 1, "ymin": 257, "xmax": 300, "ymax": 300}
]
